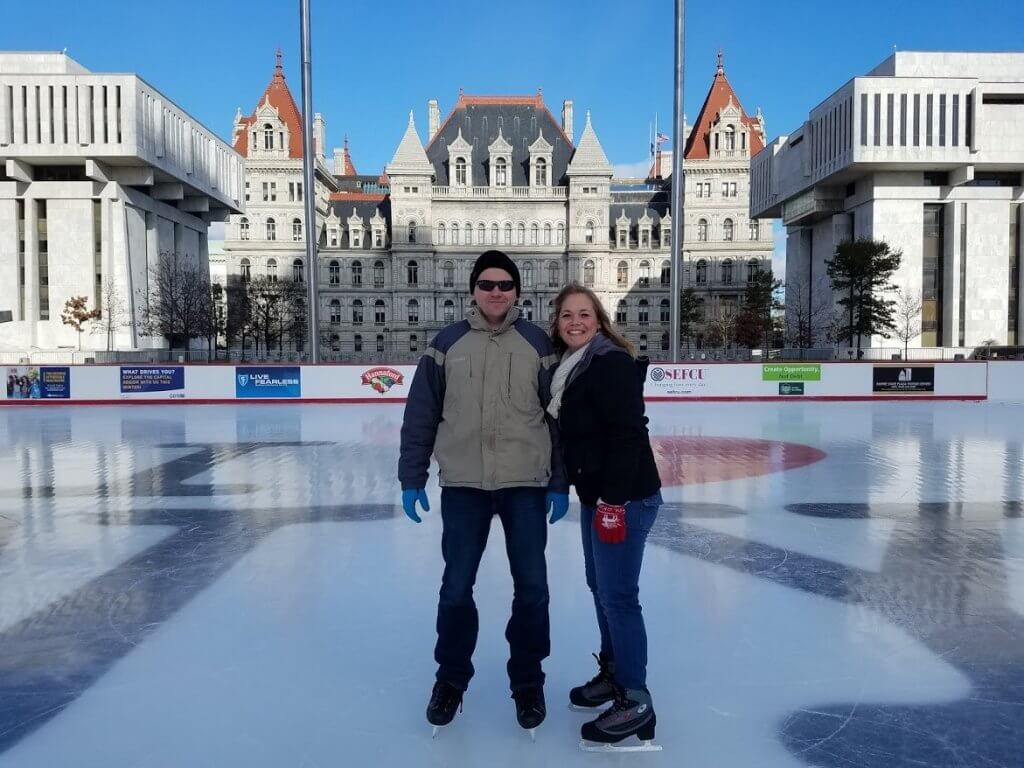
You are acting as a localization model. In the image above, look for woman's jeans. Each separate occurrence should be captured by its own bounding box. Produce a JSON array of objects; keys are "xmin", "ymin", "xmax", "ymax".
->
[{"xmin": 580, "ymin": 492, "xmax": 661, "ymax": 691}]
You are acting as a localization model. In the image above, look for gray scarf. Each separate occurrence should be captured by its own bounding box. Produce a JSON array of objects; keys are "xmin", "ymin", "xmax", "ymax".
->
[{"xmin": 547, "ymin": 342, "xmax": 591, "ymax": 419}]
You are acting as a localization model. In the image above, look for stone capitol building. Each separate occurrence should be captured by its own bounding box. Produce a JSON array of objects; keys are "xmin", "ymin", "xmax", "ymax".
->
[{"xmin": 223, "ymin": 52, "xmax": 773, "ymax": 360}]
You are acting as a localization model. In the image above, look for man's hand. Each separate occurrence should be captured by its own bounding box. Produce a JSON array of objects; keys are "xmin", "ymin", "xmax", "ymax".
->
[{"xmin": 402, "ymin": 488, "xmax": 430, "ymax": 523}]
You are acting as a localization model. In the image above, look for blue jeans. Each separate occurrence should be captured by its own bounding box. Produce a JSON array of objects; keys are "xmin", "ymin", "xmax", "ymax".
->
[
  {"xmin": 580, "ymin": 492, "xmax": 662, "ymax": 691},
  {"xmin": 435, "ymin": 486, "xmax": 549, "ymax": 692}
]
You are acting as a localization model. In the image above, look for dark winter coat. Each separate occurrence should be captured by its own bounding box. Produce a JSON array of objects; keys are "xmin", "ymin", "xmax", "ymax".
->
[{"xmin": 556, "ymin": 334, "xmax": 661, "ymax": 507}]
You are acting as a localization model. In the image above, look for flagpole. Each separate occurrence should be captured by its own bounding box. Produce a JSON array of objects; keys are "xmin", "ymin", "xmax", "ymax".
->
[{"xmin": 669, "ymin": 0, "xmax": 685, "ymax": 362}]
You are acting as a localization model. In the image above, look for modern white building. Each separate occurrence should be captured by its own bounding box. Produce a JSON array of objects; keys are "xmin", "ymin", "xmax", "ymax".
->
[
  {"xmin": 0, "ymin": 52, "xmax": 243, "ymax": 354},
  {"xmin": 224, "ymin": 53, "xmax": 773, "ymax": 359},
  {"xmin": 751, "ymin": 52, "xmax": 1024, "ymax": 349}
]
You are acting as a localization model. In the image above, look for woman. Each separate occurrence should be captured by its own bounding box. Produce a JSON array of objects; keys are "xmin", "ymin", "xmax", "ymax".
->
[{"xmin": 547, "ymin": 282, "xmax": 663, "ymax": 749}]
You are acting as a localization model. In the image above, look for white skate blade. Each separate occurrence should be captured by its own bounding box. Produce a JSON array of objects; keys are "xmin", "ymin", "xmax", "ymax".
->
[
  {"xmin": 580, "ymin": 739, "xmax": 663, "ymax": 753},
  {"xmin": 568, "ymin": 703, "xmax": 601, "ymax": 712},
  {"xmin": 528, "ymin": 728, "xmax": 536, "ymax": 742}
]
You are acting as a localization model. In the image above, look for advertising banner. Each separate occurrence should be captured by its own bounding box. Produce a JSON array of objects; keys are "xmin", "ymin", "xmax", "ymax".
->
[
  {"xmin": 360, "ymin": 367, "xmax": 406, "ymax": 396},
  {"xmin": 646, "ymin": 364, "xmax": 712, "ymax": 396},
  {"xmin": 873, "ymin": 366, "xmax": 935, "ymax": 393},
  {"xmin": 762, "ymin": 364, "xmax": 821, "ymax": 382},
  {"xmin": 235, "ymin": 366, "xmax": 302, "ymax": 399},
  {"xmin": 120, "ymin": 367, "xmax": 185, "ymax": 398},
  {"xmin": 3, "ymin": 366, "xmax": 70, "ymax": 400},
  {"xmin": 779, "ymin": 382, "xmax": 805, "ymax": 395}
]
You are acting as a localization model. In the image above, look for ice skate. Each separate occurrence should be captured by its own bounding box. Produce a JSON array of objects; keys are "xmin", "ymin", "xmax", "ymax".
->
[
  {"xmin": 569, "ymin": 652, "xmax": 616, "ymax": 711},
  {"xmin": 579, "ymin": 687, "xmax": 662, "ymax": 753},
  {"xmin": 512, "ymin": 686, "xmax": 545, "ymax": 740},
  {"xmin": 426, "ymin": 681, "xmax": 463, "ymax": 738}
]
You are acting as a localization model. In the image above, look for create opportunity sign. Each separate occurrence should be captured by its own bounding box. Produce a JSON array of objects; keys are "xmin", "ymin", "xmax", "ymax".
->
[{"xmin": 762, "ymin": 364, "xmax": 821, "ymax": 382}]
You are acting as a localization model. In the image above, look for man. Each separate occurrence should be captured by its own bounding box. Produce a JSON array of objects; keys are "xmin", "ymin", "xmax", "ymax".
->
[{"xmin": 398, "ymin": 249, "xmax": 569, "ymax": 736}]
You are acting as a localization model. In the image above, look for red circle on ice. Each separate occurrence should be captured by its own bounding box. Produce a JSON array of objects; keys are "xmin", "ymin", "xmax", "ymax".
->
[{"xmin": 651, "ymin": 436, "xmax": 826, "ymax": 487}]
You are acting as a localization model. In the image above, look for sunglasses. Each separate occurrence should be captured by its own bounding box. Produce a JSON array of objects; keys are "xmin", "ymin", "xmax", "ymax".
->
[{"xmin": 476, "ymin": 279, "xmax": 516, "ymax": 292}]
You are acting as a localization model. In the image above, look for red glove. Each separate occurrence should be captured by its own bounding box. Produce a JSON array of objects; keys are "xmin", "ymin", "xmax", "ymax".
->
[{"xmin": 594, "ymin": 502, "xmax": 627, "ymax": 544}]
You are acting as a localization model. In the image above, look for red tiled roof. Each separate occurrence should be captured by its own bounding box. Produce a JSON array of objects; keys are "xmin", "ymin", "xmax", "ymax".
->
[
  {"xmin": 328, "ymin": 192, "xmax": 387, "ymax": 202},
  {"xmin": 341, "ymin": 136, "xmax": 358, "ymax": 176},
  {"xmin": 683, "ymin": 54, "xmax": 764, "ymax": 161},
  {"xmin": 233, "ymin": 50, "xmax": 305, "ymax": 160}
]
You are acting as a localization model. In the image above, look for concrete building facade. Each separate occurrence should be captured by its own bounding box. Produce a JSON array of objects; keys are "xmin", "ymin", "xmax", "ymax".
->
[{"xmin": 751, "ymin": 52, "xmax": 1024, "ymax": 350}]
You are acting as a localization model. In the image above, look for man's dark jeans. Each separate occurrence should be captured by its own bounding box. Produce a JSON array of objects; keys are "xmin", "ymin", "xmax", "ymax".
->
[{"xmin": 435, "ymin": 486, "xmax": 549, "ymax": 692}]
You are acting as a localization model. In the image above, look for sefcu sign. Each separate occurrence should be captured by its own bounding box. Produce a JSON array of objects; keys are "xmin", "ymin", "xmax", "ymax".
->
[{"xmin": 647, "ymin": 365, "xmax": 709, "ymax": 395}]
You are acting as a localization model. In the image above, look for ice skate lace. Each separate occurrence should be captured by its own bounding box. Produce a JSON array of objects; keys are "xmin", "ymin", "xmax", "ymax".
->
[
  {"xmin": 432, "ymin": 683, "xmax": 462, "ymax": 713},
  {"xmin": 512, "ymin": 688, "xmax": 544, "ymax": 715},
  {"xmin": 583, "ymin": 653, "xmax": 612, "ymax": 688}
]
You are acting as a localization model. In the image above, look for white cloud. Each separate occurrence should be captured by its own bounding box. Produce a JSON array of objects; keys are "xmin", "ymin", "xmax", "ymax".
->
[{"xmin": 612, "ymin": 159, "xmax": 651, "ymax": 178}]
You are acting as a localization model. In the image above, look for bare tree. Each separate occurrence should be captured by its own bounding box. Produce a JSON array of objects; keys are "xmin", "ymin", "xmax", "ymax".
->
[
  {"xmin": 140, "ymin": 251, "xmax": 214, "ymax": 351},
  {"xmin": 783, "ymin": 278, "xmax": 836, "ymax": 352},
  {"xmin": 893, "ymin": 287, "xmax": 923, "ymax": 359},
  {"xmin": 89, "ymin": 278, "xmax": 129, "ymax": 352}
]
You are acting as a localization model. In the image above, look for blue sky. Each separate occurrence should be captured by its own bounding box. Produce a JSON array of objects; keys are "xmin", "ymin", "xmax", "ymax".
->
[{"xmin": 4, "ymin": 0, "xmax": 1023, "ymax": 269}]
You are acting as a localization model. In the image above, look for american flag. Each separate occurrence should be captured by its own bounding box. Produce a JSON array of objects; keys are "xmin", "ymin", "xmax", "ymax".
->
[{"xmin": 656, "ymin": 132, "xmax": 670, "ymax": 145}]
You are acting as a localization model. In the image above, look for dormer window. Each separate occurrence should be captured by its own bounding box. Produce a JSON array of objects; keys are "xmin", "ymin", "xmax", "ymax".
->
[
  {"xmin": 535, "ymin": 158, "xmax": 547, "ymax": 187},
  {"xmin": 618, "ymin": 229, "xmax": 627, "ymax": 248},
  {"xmin": 495, "ymin": 158, "xmax": 508, "ymax": 187},
  {"xmin": 263, "ymin": 124, "xmax": 274, "ymax": 150},
  {"xmin": 724, "ymin": 124, "xmax": 736, "ymax": 151},
  {"xmin": 454, "ymin": 158, "xmax": 467, "ymax": 186}
]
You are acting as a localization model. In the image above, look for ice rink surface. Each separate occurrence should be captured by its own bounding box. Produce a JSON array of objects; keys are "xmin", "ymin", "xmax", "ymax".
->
[{"xmin": 0, "ymin": 400, "xmax": 1022, "ymax": 767}]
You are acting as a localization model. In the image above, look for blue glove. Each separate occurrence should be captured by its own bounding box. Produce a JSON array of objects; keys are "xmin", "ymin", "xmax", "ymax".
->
[
  {"xmin": 546, "ymin": 492, "xmax": 569, "ymax": 524},
  {"xmin": 402, "ymin": 488, "xmax": 430, "ymax": 523}
]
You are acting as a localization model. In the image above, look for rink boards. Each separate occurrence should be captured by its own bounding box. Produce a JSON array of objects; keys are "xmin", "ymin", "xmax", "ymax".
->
[{"xmin": 2, "ymin": 359, "xmax": 1019, "ymax": 404}]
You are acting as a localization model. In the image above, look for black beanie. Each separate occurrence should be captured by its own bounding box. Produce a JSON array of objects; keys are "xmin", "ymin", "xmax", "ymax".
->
[{"xmin": 470, "ymin": 250, "xmax": 521, "ymax": 297}]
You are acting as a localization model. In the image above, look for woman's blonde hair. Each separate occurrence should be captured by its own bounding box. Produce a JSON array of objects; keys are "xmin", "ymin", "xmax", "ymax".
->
[{"xmin": 549, "ymin": 282, "xmax": 635, "ymax": 357}]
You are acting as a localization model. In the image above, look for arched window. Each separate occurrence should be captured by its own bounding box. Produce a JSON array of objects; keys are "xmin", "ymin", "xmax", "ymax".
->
[
  {"xmin": 330, "ymin": 333, "xmax": 341, "ymax": 352},
  {"xmin": 615, "ymin": 300, "xmax": 627, "ymax": 324},
  {"xmin": 556, "ymin": 223, "xmax": 565, "ymax": 244},
  {"xmin": 583, "ymin": 260, "xmax": 595, "ymax": 286},
  {"xmin": 547, "ymin": 299, "xmax": 555, "ymax": 321},
  {"xmin": 585, "ymin": 221, "xmax": 594, "ymax": 244},
  {"xmin": 544, "ymin": 223, "xmax": 552, "ymax": 245},
  {"xmin": 697, "ymin": 219, "xmax": 708, "ymax": 242},
  {"xmin": 547, "ymin": 260, "xmax": 560, "ymax": 287},
  {"xmin": 351, "ymin": 260, "xmax": 362, "ymax": 286},
  {"xmin": 522, "ymin": 299, "xmax": 534, "ymax": 321},
  {"xmin": 407, "ymin": 260, "xmax": 418, "ymax": 285},
  {"xmin": 443, "ymin": 299, "xmax": 455, "ymax": 323},
  {"xmin": 437, "ymin": 222, "xmax": 446, "ymax": 244},
  {"xmin": 724, "ymin": 124, "xmax": 736, "ymax": 151},
  {"xmin": 639, "ymin": 333, "xmax": 648, "ymax": 352},
  {"xmin": 292, "ymin": 258, "xmax": 304, "ymax": 283},
  {"xmin": 410, "ymin": 334, "xmax": 419, "ymax": 352},
  {"xmin": 522, "ymin": 261, "xmax": 534, "ymax": 288},
  {"xmin": 504, "ymin": 223, "xmax": 512, "ymax": 245},
  {"xmin": 663, "ymin": 225, "xmax": 672, "ymax": 248},
  {"xmin": 266, "ymin": 258, "xmax": 278, "ymax": 282},
  {"xmin": 660, "ymin": 260, "xmax": 671, "ymax": 285},
  {"xmin": 490, "ymin": 223, "xmax": 498, "ymax": 244},
  {"xmin": 495, "ymin": 157, "xmax": 508, "ymax": 186},
  {"xmin": 374, "ymin": 299, "xmax": 386, "ymax": 325},
  {"xmin": 617, "ymin": 261, "xmax": 629, "ymax": 287},
  {"xmin": 442, "ymin": 260, "xmax": 455, "ymax": 288},
  {"xmin": 695, "ymin": 260, "xmax": 708, "ymax": 284},
  {"xmin": 722, "ymin": 259, "xmax": 734, "ymax": 285},
  {"xmin": 639, "ymin": 260, "xmax": 651, "ymax": 287},
  {"xmin": 408, "ymin": 221, "xmax": 417, "ymax": 243},
  {"xmin": 329, "ymin": 299, "xmax": 341, "ymax": 324},
  {"xmin": 464, "ymin": 222, "xmax": 473, "ymax": 245},
  {"xmin": 408, "ymin": 299, "xmax": 419, "ymax": 325},
  {"xmin": 239, "ymin": 217, "xmax": 249, "ymax": 240},
  {"xmin": 266, "ymin": 218, "xmax": 276, "ymax": 241},
  {"xmin": 292, "ymin": 218, "xmax": 302, "ymax": 242},
  {"xmin": 749, "ymin": 220, "xmax": 760, "ymax": 240},
  {"xmin": 723, "ymin": 218, "xmax": 734, "ymax": 242},
  {"xmin": 638, "ymin": 299, "xmax": 650, "ymax": 326},
  {"xmin": 376, "ymin": 334, "xmax": 385, "ymax": 353},
  {"xmin": 263, "ymin": 123, "xmax": 274, "ymax": 150},
  {"xmin": 454, "ymin": 157, "xmax": 467, "ymax": 186},
  {"xmin": 451, "ymin": 223, "xmax": 460, "ymax": 245},
  {"xmin": 478, "ymin": 223, "xmax": 485, "ymax": 244},
  {"xmin": 517, "ymin": 223, "xmax": 526, "ymax": 245},
  {"xmin": 329, "ymin": 260, "xmax": 341, "ymax": 285},
  {"xmin": 531, "ymin": 223, "xmax": 539, "ymax": 245},
  {"xmin": 352, "ymin": 299, "xmax": 364, "ymax": 325},
  {"xmin": 373, "ymin": 260, "xmax": 385, "ymax": 287},
  {"xmin": 354, "ymin": 334, "xmax": 362, "ymax": 352},
  {"xmin": 660, "ymin": 299, "xmax": 670, "ymax": 324},
  {"xmin": 747, "ymin": 259, "xmax": 760, "ymax": 283},
  {"xmin": 240, "ymin": 258, "xmax": 251, "ymax": 282},
  {"xmin": 535, "ymin": 157, "xmax": 547, "ymax": 186}
]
